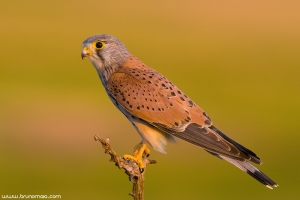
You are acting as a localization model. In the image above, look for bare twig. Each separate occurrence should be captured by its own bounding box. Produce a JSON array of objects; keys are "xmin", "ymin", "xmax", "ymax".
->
[{"xmin": 94, "ymin": 135, "xmax": 157, "ymax": 200}]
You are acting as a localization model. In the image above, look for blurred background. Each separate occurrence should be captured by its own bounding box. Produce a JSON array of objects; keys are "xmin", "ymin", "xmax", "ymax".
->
[{"xmin": 1, "ymin": 0, "xmax": 300, "ymax": 199}]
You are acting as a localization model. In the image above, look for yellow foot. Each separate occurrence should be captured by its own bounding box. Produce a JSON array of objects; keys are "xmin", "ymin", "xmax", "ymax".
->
[{"xmin": 123, "ymin": 143, "xmax": 150, "ymax": 170}]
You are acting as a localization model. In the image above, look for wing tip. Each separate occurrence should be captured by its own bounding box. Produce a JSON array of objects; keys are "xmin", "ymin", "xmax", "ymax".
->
[
  {"xmin": 249, "ymin": 156, "xmax": 263, "ymax": 165},
  {"xmin": 211, "ymin": 125, "xmax": 262, "ymax": 164}
]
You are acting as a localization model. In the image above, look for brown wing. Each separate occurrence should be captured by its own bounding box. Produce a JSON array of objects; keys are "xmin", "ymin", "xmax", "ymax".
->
[
  {"xmin": 107, "ymin": 55, "xmax": 261, "ymax": 163},
  {"xmin": 107, "ymin": 56, "xmax": 209, "ymax": 130}
]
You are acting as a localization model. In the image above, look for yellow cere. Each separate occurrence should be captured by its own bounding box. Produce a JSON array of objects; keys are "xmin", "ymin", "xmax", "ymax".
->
[{"xmin": 83, "ymin": 46, "xmax": 93, "ymax": 56}]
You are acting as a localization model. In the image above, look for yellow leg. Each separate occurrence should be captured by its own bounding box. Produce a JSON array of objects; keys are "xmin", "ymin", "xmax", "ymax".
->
[
  {"xmin": 133, "ymin": 143, "xmax": 151, "ymax": 157},
  {"xmin": 124, "ymin": 143, "xmax": 150, "ymax": 169}
]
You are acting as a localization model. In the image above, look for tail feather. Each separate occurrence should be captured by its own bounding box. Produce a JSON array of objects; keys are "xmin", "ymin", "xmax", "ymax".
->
[{"xmin": 220, "ymin": 155, "xmax": 278, "ymax": 189}]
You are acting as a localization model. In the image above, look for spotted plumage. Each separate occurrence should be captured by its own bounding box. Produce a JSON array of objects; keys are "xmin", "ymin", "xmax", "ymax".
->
[{"xmin": 81, "ymin": 34, "xmax": 278, "ymax": 189}]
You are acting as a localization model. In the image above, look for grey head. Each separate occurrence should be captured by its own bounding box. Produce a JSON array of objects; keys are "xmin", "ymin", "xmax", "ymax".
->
[{"xmin": 81, "ymin": 34, "xmax": 131, "ymax": 72}]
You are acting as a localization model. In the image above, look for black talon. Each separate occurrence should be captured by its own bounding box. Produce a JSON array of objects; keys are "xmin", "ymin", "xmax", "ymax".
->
[
  {"xmin": 140, "ymin": 168, "xmax": 145, "ymax": 173},
  {"xmin": 146, "ymin": 154, "xmax": 150, "ymax": 157}
]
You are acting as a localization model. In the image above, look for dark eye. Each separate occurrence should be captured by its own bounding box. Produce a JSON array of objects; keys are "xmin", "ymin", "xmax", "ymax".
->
[
  {"xmin": 93, "ymin": 41, "xmax": 105, "ymax": 50},
  {"xmin": 95, "ymin": 42, "xmax": 103, "ymax": 48}
]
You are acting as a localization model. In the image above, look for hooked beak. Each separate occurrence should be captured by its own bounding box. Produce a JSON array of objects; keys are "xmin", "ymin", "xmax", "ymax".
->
[{"xmin": 81, "ymin": 46, "xmax": 93, "ymax": 59}]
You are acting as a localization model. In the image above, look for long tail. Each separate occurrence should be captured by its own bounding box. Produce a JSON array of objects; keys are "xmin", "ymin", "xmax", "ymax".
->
[{"xmin": 219, "ymin": 155, "xmax": 278, "ymax": 189}]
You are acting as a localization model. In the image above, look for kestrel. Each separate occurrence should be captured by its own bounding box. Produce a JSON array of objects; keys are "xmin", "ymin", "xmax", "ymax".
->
[{"xmin": 81, "ymin": 34, "xmax": 278, "ymax": 189}]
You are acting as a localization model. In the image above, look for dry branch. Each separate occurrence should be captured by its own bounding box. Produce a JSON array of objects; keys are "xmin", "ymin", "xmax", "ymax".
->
[{"xmin": 94, "ymin": 135, "xmax": 157, "ymax": 200}]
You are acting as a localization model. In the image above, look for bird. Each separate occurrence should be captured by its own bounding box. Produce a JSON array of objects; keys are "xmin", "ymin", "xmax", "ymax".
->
[{"xmin": 81, "ymin": 34, "xmax": 278, "ymax": 189}]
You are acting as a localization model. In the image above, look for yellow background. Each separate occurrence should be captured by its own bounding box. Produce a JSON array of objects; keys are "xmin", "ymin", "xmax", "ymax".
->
[{"xmin": 1, "ymin": 0, "xmax": 300, "ymax": 199}]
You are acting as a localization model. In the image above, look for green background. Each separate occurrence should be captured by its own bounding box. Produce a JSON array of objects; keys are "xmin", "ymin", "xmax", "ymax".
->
[{"xmin": 1, "ymin": 0, "xmax": 300, "ymax": 199}]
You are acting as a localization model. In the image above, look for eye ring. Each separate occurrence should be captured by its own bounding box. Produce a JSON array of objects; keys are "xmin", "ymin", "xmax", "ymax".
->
[{"xmin": 93, "ymin": 40, "xmax": 105, "ymax": 50}]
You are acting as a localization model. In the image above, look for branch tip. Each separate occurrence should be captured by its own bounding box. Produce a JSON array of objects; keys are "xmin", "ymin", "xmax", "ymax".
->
[{"xmin": 94, "ymin": 136, "xmax": 157, "ymax": 200}]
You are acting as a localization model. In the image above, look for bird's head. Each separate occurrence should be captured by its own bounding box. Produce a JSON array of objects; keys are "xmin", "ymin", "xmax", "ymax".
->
[{"xmin": 81, "ymin": 34, "xmax": 130, "ymax": 70}]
